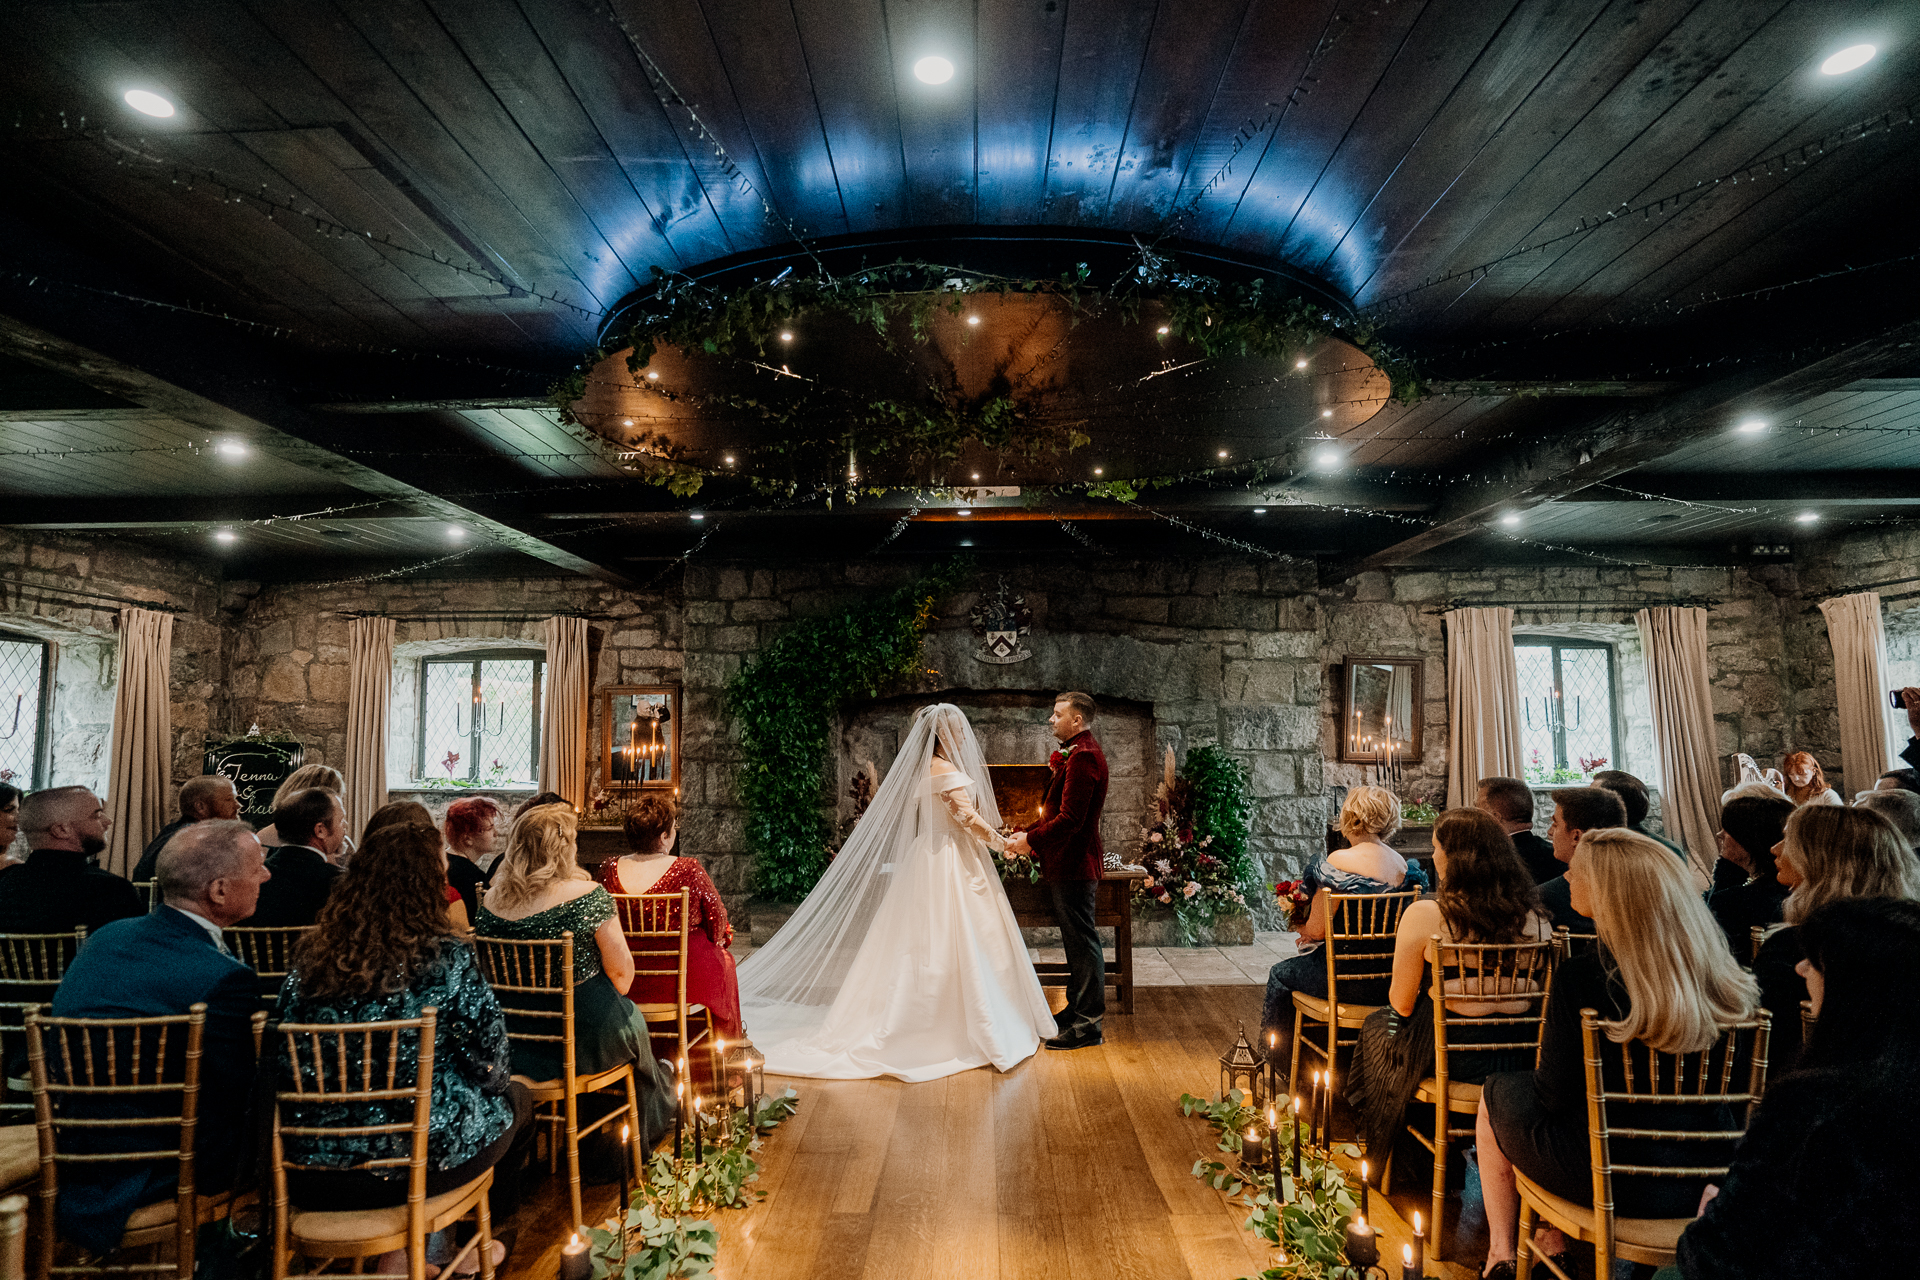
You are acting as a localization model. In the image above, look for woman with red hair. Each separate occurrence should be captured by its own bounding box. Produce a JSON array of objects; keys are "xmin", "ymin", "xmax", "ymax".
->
[
  {"xmin": 1782, "ymin": 753, "xmax": 1840, "ymax": 808},
  {"xmin": 442, "ymin": 796, "xmax": 501, "ymax": 921}
]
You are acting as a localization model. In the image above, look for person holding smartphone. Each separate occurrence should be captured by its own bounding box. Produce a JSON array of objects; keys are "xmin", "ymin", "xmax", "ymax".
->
[{"xmin": 1898, "ymin": 688, "xmax": 1920, "ymax": 774}]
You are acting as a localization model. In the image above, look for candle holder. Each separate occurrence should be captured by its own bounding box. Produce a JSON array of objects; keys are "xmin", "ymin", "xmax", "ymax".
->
[
  {"xmin": 1343, "ymin": 1216, "xmax": 1380, "ymax": 1271},
  {"xmin": 1218, "ymin": 1023, "xmax": 1270, "ymax": 1111}
]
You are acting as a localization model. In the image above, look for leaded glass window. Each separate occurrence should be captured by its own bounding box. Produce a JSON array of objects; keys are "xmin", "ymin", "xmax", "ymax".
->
[
  {"xmin": 1515, "ymin": 639, "xmax": 1617, "ymax": 785},
  {"xmin": 0, "ymin": 633, "xmax": 50, "ymax": 789},
  {"xmin": 416, "ymin": 651, "xmax": 544, "ymax": 785}
]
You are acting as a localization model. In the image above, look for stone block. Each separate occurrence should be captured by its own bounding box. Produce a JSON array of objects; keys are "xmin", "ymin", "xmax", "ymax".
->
[
  {"xmin": 1169, "ymin": 596, "xmax": 1277, "ymax": 630},
  {"xmin": 1223, "ymin": 660, "xmax": 1295, "ymax": 703},
  {"xmin": 729, "ymin": 599, "xmax": 789, "ymax": 622},
  {"xmin": 685, "ymin": 602, "xmax": 726, "ymax": 625},
  {"xmin": 716, "ymin": 568, "xmax": 750, "ymax": 600},
  {"xmin": 260, "ymin": 655, "xmax": 308, "ymax": 704},
  {"xmin": 1225, "ymin": 705, "xmax": 1319, "ymax": 750},
  {"xmin": 307, "ymin": 663, "xmax": 350, "ymax": 705},
  {"xmin": 1255, "ymin": 797, "xmax": 1330, "ymax": 836},
  {"xmin": 612, "ymin": 629, "xmax": 663, "ymax": 648},
  {"xmin": 1248, "ymin": 752, "xmax": 1297, "ymax": 797},
  {"xmin": 750, "ymin": 569, "xmax": 775, "ymax": 598},
  {"xmin": 1250, "ymin": 632, "xmax": 1319, "ymax": 659},
  {"xmin": 1104, "ymin": 596, "xmax": 1169, "ymax": 624}
]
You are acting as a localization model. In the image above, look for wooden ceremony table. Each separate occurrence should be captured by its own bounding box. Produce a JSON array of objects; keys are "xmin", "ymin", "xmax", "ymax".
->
[{"xmin": 1001, "ymin": 867, "xmax": 1149, "ymax": 1015}]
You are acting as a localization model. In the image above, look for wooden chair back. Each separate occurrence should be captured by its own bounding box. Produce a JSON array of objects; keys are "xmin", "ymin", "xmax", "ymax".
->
[
  {"xmin": 269, "ymin": 1011, "xmax": 438, "ymax": 1280},
  {"xmin": 609, "ymin": 891, "xmax": 710, "ymax": 1069},
  {"xmin": 1551, "ymin": 926, "xmax": 1596, "ymax": 962},
  {"xmin": 221, "ymin": 926, "xmax": 313, "ymax": 1006},
  {"xmin": 472, "ymin": 934, "xmax": 577, "ymax": 1086},
  {"xmin": 25, "ymin": 1004, "xmax": 208, "ymax": 1278},
  {"xmin": 1428, "ymin": 937, "xmax": 1557, "ymax": 1084},
  {"xmin": 0, "ymin": 931, "xmax": 87, "ymax": 1125},
  {"xmin": 1321, "ymin": 891, "xmax": 1419, "ymax": 1010},
  {"xmin": 131, "ymin": 883, "xmax": 160, "ymax": 915},
  {"xmin": 1799, "ymin": 998, "xmax": 1816, "ymax": 1045}
]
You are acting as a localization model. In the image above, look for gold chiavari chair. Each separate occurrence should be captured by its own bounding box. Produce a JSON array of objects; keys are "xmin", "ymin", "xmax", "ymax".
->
[
  {"xmin": 1514, "ymin": 1009, "xmax": 1772, "ymax": 1280},
  {"xmin": 474, "ymin": 933, "xmax": 643, "ymax": 1231},
  {"xmin": 130, "ymin": 884, "xmax": 160, "ymax": 916},
  {"xmin": 0, "ymin": 931, "xmax": 88, "ymax": 1129},
  {"xmin": 220, "ymin": 926, "xmax": 313, "ymax": 1008},
  {"xmin": 268, "ymin": 1010, "xmax": 494, "ymax": 1280},
  {"xmin": 1289, "ymin": 890, "xmax": 1419, "ymax": 1131},
  {"xmin": 1799, "ymin": 997, "xmax": 1816, "ymax": 1045},
  {"xmin": 26, "ymin": 1003, "xmax": 237, "ymax": 1280},
  {"xmin": 1383, "ymin": 936, "xmax": 1556, "ymax": 1260},
  {"xmin": 609, "ymin": 891, "xmax": 714, "ymax": 1090}
]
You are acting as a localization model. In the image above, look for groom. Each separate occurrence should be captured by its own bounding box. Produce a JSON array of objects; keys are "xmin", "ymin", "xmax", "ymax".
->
[{"xmin": 1008, "ymin": 691, "xmax": 1109, "ymax": 1050}]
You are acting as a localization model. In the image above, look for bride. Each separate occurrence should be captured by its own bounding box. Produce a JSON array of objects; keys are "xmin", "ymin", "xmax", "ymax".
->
[{"xmin": 736, "ymin": 703, "xmax": 1058, "ymax": 1081}]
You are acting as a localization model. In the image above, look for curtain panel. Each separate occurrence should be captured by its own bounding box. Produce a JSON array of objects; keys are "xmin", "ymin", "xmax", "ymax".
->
[
  {"xmin": 1818, "ymin": 591, "xmax": 1900, "ymax": 796},
  {"xmin": 1442, "ymin": 606, "xmax": 1526, "ymax": 809},
  {"xmin": 344, "ymin": 615, "xmax": 395, "ymax": 838},
  {"xmin": 1635, "ymin": 607, "xmax": 1718, "ymax": 887},
  {"xmin": 539, "ymin": 616, "xmax": 589, "ymax": 808},
  {"xmin": 105, "ymin": 607, "xmax": 174, "ymax": 877}
]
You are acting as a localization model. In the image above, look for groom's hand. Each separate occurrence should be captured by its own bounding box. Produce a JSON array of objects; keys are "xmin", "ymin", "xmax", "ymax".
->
[{"xmin": 1007, "ymin": 832, "xmax": 1031, "ymax": 857}]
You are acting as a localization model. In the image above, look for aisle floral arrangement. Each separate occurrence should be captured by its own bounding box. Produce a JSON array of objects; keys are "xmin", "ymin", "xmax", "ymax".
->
[{"xmin": 1133, "ymin": 745, "xmax": 1260, "ymax": 942}]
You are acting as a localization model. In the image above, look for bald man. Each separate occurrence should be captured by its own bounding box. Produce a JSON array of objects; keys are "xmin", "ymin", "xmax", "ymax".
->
[
  {"xmin": 131, "ymin": 774, "xmax": 241, "ymax": 882},
  {"xmin": 0, "ymin": 786, "xmax": 142, "ymax": 934}
]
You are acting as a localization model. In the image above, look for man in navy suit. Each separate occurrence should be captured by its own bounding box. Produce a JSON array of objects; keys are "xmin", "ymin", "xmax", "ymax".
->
[{"xmin": 50, "ymin": 820, "xmax": 271, "ymax": 1254}]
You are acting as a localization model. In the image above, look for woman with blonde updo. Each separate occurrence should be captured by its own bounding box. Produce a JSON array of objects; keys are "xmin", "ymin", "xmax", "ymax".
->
[{"xmin": 1259, "ymin": 786, "xmax": 1429, "ymax": 1050}]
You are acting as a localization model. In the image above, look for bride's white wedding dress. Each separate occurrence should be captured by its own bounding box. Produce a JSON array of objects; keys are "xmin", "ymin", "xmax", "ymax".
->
[{"xmin": 737, "ymin": 705, "xmax": 1058, "ymax": 1082}]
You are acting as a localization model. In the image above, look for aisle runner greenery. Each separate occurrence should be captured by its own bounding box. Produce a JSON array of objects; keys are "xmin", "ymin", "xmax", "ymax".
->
[
  {"xmin": 1179, "ymin": 1089, "xmax": 1368, "ymax": 1280},
  {"xmin": 584, "ymin": 1090, "xmax": 800, "ymax": 1280}
]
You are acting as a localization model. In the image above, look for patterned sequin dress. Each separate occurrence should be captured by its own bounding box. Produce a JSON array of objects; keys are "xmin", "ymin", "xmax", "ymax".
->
[{"xmin": 597, "ymin": 857, "xmax": 743, "ymax": 1041}]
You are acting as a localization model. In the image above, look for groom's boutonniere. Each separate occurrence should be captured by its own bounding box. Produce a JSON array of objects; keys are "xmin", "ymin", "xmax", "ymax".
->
[{"xmin": 1048, "ymin": 742, "xmax": 1078, "ymax": 771}]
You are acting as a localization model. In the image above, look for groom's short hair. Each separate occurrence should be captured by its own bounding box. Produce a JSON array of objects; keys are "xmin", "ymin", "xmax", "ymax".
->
[{"xmin": 1055, "ymin": 691, "xmax": 1096, "ymax": 721}]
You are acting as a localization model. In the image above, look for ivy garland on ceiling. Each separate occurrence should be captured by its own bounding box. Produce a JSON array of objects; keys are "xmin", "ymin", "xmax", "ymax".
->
[
  {"xmin": 547, "ymin": 260, "xmax": 1424, "ymax": 502},
  {"xmin": 727, "ymin": 556, "xmax": 970, "ymax": 902}
]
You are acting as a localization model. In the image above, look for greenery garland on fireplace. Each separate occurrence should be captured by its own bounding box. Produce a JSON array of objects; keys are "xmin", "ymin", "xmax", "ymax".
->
[{"xmin": 727, "ymin": 558, "xmax": 970, "ymax": 902}]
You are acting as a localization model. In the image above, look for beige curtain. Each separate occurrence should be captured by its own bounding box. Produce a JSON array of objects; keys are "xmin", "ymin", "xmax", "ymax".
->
[
  {"xmin": 105, "ymin": 607, "xmax": 174, "ymax": 877},
  {"xmin": 1636, "ymin": 607, "xmax": 1718, "ymax": 887},
  {"xmin": 1819, "ymin": 591, "xmax": 1900, "ymax": 796},
  {"xmin": 344, "ymin": 616, "xmax": 395, "ymax": 838},
  {"xmin": 539, "ymin": 616, "xmax": 589, "ymax": 808},
  {"xmin": 1443, "ymin": 607, "xmax": 1525, "ymax": 808}
]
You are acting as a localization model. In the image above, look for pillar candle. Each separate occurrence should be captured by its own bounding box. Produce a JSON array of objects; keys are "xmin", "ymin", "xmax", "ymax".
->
[
  {"xmin": 1411, "ymin": 1210, "xmax": 1425, "ymax": 1276},
  {"xmin": 619, "ymin": 1122, "xmax": 631, "ymax": 1221},
  {"xmin": 560, "ymin": 1234, "xmax": 591, "ymax": 1280},
  {"xmin": 674, "ymin": 1081, "xmax": 684, "ymax": 1160},
  {"xmin": 693, "ymin": 1096, "xmax": 704, "ymax": 1163},
  {"xmin": 1290, "ymin": 1096, "xmax": 1302, "ymax": 1181},
  {"xmin": 1402, "ymin": 1243, "xmax": 1418, "ymax": 1280},
  {"xmin": 1243, "ymin": 1128, "xmax": 1265, "ymax": 1174}
]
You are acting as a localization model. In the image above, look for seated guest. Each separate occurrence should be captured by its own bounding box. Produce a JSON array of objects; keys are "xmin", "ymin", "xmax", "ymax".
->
[
  {"xmin": 132, "ymin": 774, "xmax": 240, "ymax": 881},
  {"xmin": 1754, "ymin": 805, "xmax": 1918, "ymax": 1067},
  {"xmin": 474, "ymin": 805, "xmax": 672, "ymax": 1145},
  {"xmin": 1670, "ymin": 897, "xmax": 1920, "ymax": 1279},
  {"xmin": 1475, "ymin": 778, "xmax": 1559, "ymax": 884},
  {"xmin": 1475, "ymin": 830, "xmax": 1761, "ymax": 1279},
  {"xmin": 364, "ymin": 800, "xmax": 471, "ymax": 932},
  {"xmin": 0, "ymin": 787, "xmax": 142, "ymax": 934},
  {"xmin": 1875, "ymin": 767, "xmax": 1920, "ymax": 795},
  {"xmin": 1704, "ymin": 795, "xmax": 1795, "ymax": 957},
  {"xmin": 0, "ymin": 783, "xmax": 22, "ymax": 868},
  {"xmin": 48, "ymin": 821, "xmax": 268, "ymax": 1254},
  {"xmin": 1259, "ymin": 786, "xmax": 1427, "ymax": 1047},
  {"xmin": 1857, "ymin": 788, "xmax": 1920, "ymax": 855},
  {"xmin": 443, "ymin": 797, "xmax": 501, "ymax": 920},
  {"xmin": 598, "ymin": 795, "xmax": 742, "ymax": 1051},
  {"xmin": 1781, "ymin": 751, "xmax": 1841, "ymax": 808},
  {"xmin": 1348, "ymin": 808, "xmax": 1549, "ymax": 1162},
  {"xmin": 244, "ymin": 788, "xmax": 345, "ymax": 927},
  {"xmin": 276, "ymin": 821, "xmax": 525, "ymax": 1274},
  {"xmin": 255, "ymin": 764, "xmax": 345, "ymax": 848},
  {"xmin": 1592, "ymin": 769, "xmax": 1686, "ymax": 861},
  {"xmin": 513, "ymin": 791, "xmax": 567, "ymax": 821},
  {"xmin": 1535, "ymin": 786, "xmax": 1628, "ymax": 934}
]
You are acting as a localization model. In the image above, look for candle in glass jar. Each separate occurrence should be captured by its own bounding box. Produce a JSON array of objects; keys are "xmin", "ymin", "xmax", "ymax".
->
[{"xmin": 560, "ymin": 1233, "xmax": 591, "ymax": 1280}]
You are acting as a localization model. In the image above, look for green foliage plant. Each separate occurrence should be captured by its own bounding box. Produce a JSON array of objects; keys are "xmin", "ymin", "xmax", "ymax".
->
[
  {"xmin": 728, "ymin": 560, "xmax": 970, "ymax": 902},
  {"xmin": 1136, "ymin": 745, "xmax": 1262, "ymax": 942}
]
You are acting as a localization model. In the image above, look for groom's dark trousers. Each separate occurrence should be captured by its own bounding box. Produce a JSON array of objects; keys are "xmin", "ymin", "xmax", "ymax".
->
[{"xmin": 1026, "ymin": 730, "xmax": 1110, "ymax": 1037}]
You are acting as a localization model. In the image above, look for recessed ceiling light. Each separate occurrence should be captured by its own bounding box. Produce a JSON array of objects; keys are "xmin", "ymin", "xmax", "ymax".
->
[
  {"xmin": 914, "ymin": 56, "xmax": 955, "ymax": 84},
  {"xmin": 970, "ymin": 472, "xmax": 980, "ymax": 480},
  {"xmin": 966, "ymin": 315, "xmax": 980, "ymax": 326},
  {"xmin": 123, "ymin": 89, "xmax": 175, "ymax": 118},
  {"xmin": 1796, "ymin": 511, "xmax": 1820, "ymax": 523},
  {"xmin": 213, "ymin": 529, "xmax": 236, "ymax": 544},
  {"xmin": 1093, "ymin": 467, "xmax": 1104, "ymax": 475},
  {"xmin": 957, "ymin": 508, "xmax": 972, "ymax": 516},
  {"xmin": 646, "ymin": 371, "xmax": 659, "ymax": 381},
  {"xmin": 1315, "ymin": 448, "xmax": 1341, "ymax": 468},
  {"xmin": 959, "ymin": 539, "xmax": 973, "ymax": 547},
  {"xmin": 215, "ymin": 439, "xmax": 248, "ymax": 459},
  {"xmin": 623, "ymin": 418, "xmax": 634, "ymax": 426},
  {"xmin": 723, "ymin": 455, "xmax": 735, "ymax": 465},
  {"xmin": 1217, "ymin": 450, "xmax": 1229, "ymax": 459},
  {"xmin": 1252, "ymin": 508, "xmax": 1267, "ymax": 515},
  {"xmin": 1500, "ymin": 512, "xmax": 1522, "ymax": 527},
  {"xmin": 1295, "ymin": 359, "xmax": 1308, "ymax": 369},
  {"xmin": 690, "ymin": 511, "xmax": 705, "ymax": 522},
  {"xmin": 1321, "ymin": 409, "xmax": 1334, "ymax": 418},
  {"xmin": 1156, "ymin": 326, "xmax": 1170, "ymax": 335},
  {"xmin": 1736, "ymin": 418, "xmax": 1767, "ymax": 433},
  {"xmin": 447, "ymin": 525, "xmax": 465, "ymax": 540},
  {"xmin": 1820, "ymin": 44, "xmax": 1876, "ymax": 75},
  {"xmin": 779, "ymin": 331, "xmax": 793, "ymax": 341}
]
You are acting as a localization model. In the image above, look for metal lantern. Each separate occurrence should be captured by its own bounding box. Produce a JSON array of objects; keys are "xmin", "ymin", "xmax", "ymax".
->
[
  {"xmin": 1218, "ymin": 1023, "xmax": 1270, "ymax": 1111},
  {"xmin": 724, "ymin": 1038, "xmax": 764, "ymax": 1117}
]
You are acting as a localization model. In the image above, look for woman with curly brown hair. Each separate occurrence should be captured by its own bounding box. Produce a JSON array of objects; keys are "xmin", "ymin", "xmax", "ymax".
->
[
  {"xmin": 598, "ymin": 793, "xmax": 742, "ymax": 1046},
  {"xmin": 275, "ymin": 820, "xmax": 527, "ymax": 1274}
]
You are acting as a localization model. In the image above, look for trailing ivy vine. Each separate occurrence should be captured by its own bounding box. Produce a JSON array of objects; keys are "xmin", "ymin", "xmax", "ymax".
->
[{"xmin": 727, "ymin": 558, "xmax": 971, "ymax": 902}]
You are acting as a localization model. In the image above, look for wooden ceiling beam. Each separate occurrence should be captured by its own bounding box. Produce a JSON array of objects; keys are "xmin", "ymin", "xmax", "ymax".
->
[{"xmin": 1318, "ymin": 316, "xmax": 1920, "ymax": 582}]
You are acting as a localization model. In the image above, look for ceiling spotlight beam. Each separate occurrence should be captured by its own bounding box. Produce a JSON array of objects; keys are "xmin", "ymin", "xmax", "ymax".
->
[{"xmin": 1320, "ymin": 316, "xmax": 1920, "ymax": 583}]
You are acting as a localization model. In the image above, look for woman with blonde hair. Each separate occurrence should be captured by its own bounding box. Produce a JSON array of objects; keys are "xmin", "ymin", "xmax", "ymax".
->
[
  {"xmin": 1753, "ymin": 804, "xmax": 1918, "ymax": 1066},
  {"xmin": 1259, "ymin": 786, "xmax": 1428, "ymax": 1050},
  {"xmin": 256, "ymin": 764, "xmax": 347, "ymax": 848},
  {"xmin": 1474, "ymin": 829, "xmax": 1762, "ymax": 1279}
]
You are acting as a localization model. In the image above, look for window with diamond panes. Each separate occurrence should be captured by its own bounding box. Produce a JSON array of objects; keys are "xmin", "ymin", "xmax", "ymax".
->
[
  {"xmin": 1514, "ymin": 640, "xmax": 1618, "ymax": 786},
  {"xmin": 416, "ymin": 652, "xmax": 544, "ymax": 785},
  {"xmin": 0, "ymin": 634, "xmax": 49, "ymax": 789}
]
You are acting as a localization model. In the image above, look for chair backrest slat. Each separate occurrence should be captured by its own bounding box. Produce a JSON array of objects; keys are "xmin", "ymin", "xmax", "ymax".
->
[
  {"xmin": 271, "ymin": 1012, "xmax": 436, "ymax": 1196},
  {"xmin": 474, "ymin": 933, "xmax": 578, "ymax": 1076},
  {"xmin": 1427, "ymin": 937, "xmax": 1557, "ymax": 1080},
  {"xmin": 1323, "ymin": 891, "xmax": 1418, "ymax": 1006}
]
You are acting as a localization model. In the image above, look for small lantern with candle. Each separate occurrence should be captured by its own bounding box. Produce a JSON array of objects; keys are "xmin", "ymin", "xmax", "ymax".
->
[
  {"xmin": 1217, "ymin": 1023, "xmax": 1270, "ymax": 1111},
  {"xmin": 724, "ymin": 1037, "xmax": 764, "ymax": 1119}
]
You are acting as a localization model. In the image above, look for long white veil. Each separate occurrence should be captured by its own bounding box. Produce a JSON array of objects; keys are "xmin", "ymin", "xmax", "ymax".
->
[{"xmin": 737, "ymin": 703, "xmax": 1000, "ymax": 1032}]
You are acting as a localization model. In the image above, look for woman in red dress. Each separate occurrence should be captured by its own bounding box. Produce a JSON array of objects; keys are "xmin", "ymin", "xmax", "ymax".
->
[{"xmin": 595, "ymin": 795, "xmax": 743, "ymax": 1060}]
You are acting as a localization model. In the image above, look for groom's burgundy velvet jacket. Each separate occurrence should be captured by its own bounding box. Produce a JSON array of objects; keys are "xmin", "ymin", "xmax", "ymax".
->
[{"xmin": 1025, "ymin": 730, "xmax": 1107, "ymax": 882}]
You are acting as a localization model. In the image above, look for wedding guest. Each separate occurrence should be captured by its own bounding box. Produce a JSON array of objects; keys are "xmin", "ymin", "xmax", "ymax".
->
[
  {"xmin": 132, "ymin": 774, "xmax": 241, "ymax": 881},
  {"xmin": 1781, "ymin": 751, "xmax": 1841, "ymax": 807},
  {"xmin": 474, "ymin": 805, "xmax": 672, "ymax": 1145},
  {"xmin": 1534, "ymin": 786, "xmax": 1628, "ymax": 935},
  {"xmin": 1857, "ymin": 789, "xmax": 1920, "ymax": 854},
  {"xmin": 364, "ymin": 800, "xmax": 471, "ymax": 932},
  {"xmin": 1875, "ymin": 768, "xmax": 1920, "ymax": 795},
  {"xmin": 1704, "ymin": 795, "xmax": 1794, "ymax": 957},
  {"xmin": 276, "ymin": 820, "xmax": 526, "ymax": 1274},
  {"xmin": 1259, "ymin": 786, "xmax": 1426, "ymax": 1049},
  {"xmin": 1348, "ymin": 808, "xmax": 1549, "ymax": 1162},
  {"xmin": 0, "ymin": 786, "xmax": 142, "ymax": 934},
  {"xmin": 1592, "ymin": 770, "xmax": 1686, "ymax": 861},
  {"xmin": 254, "ymin": 765, "xmax": 345, "ymax": 848},
  {"xmin": 1474, "ymin": 778, "xmax": 1559, "ymax": 884},
  {"xmin": 1668, "ymin": 897, "xmax": 1920, "ymax": 1279},
  {"xmin": 513, "ymin": 791, "xmax": 567, "ymax": 820},
  {"xmin": 244, "ymin": 788, "xmax": 345, "ymax": 927},
  {"xmin": 598, "ymin": 794, "xmax": 742, "ymax": 1060},
  {"xmin": 443, "ymin": 797, "xmax": 501, "ymax": 920},
  {"xmin": 1753, "ymin": 805, "xmax": 1919, "ymax": 1066},
  {"xmin": 0, "ymin": 783, "xmax": 22, "ymax": 868},
  {"xmin": 1475, "ymin": 830, "xmax": 1761, "ymax": 1280}
]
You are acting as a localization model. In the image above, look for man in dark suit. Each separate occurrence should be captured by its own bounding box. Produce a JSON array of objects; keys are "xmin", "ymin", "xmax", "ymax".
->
[
  {"xmin": 1592, "ymin": 769, "xmax": 1688, "ymax": 863},
  {"xmin": 1537, "ymin": 786, "xmax": 1629, "ymax": 934},
  {"xmin": 131, "ymin": 774, "xmax": 241, "ymax": 882},
  {"xmin": 49, "ymin": 820, "xmax": 270, "ymax": 1254},
  {"xmin": 0, "ymin": 786, "xmax": 143, "ymax": 935},
  {"xmin": 244, "ymin": 788, "xmax": 345, "ymax": 927},
  {"xmin": 1008, "ymin": 691, "xmax": 1109, "ymax": 1050},
  {"xmin": 1475, "ymin": 776, "xmax": 1560, "ymax": 884}
]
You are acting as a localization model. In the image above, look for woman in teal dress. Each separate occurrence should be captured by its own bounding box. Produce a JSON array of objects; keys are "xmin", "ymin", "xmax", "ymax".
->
[{"xmin": 474, "ymin": 804, "xmax": 673, "ymax": 1143}]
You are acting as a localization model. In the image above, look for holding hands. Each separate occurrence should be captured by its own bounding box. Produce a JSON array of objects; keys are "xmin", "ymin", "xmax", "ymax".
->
[{"xmin": 1006, "ymin": 831, "xmax": 1032, "ymax": 858}]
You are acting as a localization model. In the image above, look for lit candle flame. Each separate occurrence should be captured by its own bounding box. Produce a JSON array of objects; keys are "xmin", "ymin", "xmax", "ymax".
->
[
  {"xmin": 1404, "ymin": 1244, "xmax": 1413, "ymax": 1266},
  {"xmin": 1361, "ymin": 1159, "xmax": 1368, "ymax": 1180},
  {"xmin": 1413, "ymin": 1210, "xmax": 1422, "ymax": 1234},
  {"xmin": 569, "ymin": 1234, "xmax": 581, "ymax": 1248}
]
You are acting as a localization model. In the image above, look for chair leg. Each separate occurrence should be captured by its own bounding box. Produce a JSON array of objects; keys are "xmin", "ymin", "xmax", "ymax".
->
[
  {"xmin": 1429, "ymin": 1117, "xmax": 1450, "ymax": 1262},
  {"xmin": 1287, "ymin": 1005, "xmax": 1305, "ymax": 1099},
  {"xmin": 564, "ymin": 1086, "xmax": 585, "ymax": 1232},
  {"xmin": 1379, "ymin": 1147, "xmax": 1393, "ymax": 1196},
  {"xmin": 477, "ymin": 1184, "xmax": 495, "ymax": 1280},
  {"xmin": 622, "ymin": 1069, "xmax": 644, "ymax": 1194},
  {"xmin": 1515, "ymin": 1198, "xmax": 1537, "ymax": 1280}
]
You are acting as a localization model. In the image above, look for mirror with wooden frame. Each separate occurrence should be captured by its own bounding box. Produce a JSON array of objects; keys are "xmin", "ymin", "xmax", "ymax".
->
[
  {"xmin": 600, "ymin": 685, "xmax": 681, "ymax": 788},
  {"xmin": 1339, "ymin": 656, "xmax": 1423, "ymax": 763}
]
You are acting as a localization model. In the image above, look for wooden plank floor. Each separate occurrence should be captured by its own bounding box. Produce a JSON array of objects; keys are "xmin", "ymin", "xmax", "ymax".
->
[{"xmin": 495, "ymin": 986, "xmax": 1485, "ymax": 1280}]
